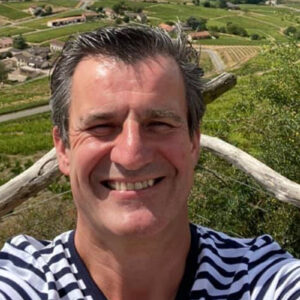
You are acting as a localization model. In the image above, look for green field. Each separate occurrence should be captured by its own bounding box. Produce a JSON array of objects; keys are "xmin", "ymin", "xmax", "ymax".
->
[
  {"xmin": 0, "ymin": 113, "xmax": 52, "ymax": 155},
  {"xmin": 0, "ymin": 3, "xmax": 30, "ymax": 20},
  {"xmin": 21, "ymin": 9, "xmax": 85, "ymax": 30},
  {"xmin": 146, "ymin": 4, "xmax": 238, "ymax": 24},
  {"xmin": 4, "ymin": 1, "xmax": 50, "ymax": 10},
  {"xmin": 25, "ymin": 20, "xmax": 107, "ymax": 43},
  {"xmin": 91, "ymin": 0, "xmax": 153, "ymax": 10},
  {"xmin": 0, "ymin": 77, "xmax": 50, "ymax": 115},
  {"xmin": 197, "ymin": 34, "xmax": 267, "ymax": 46},
  {"xmin": 0, "ymin": 26, "xmax": 33, "ymax": 38},
  {"xmin": 4, "ymin": 0, "xmax": 79, "ymax": 10}
]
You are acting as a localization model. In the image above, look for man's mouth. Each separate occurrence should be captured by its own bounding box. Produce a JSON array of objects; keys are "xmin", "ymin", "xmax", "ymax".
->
[{"xmin": 102, "ymin": 177, "xmax": 164, "ymax": 191}]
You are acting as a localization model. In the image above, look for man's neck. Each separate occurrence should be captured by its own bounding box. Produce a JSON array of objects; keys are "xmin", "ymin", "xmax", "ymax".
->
[{"xmin": 74, "ymin": 220, "xmax": 191, "ymax": 300}]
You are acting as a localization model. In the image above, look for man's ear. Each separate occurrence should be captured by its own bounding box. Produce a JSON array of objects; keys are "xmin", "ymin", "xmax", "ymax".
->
[
  {"xmin": 191, "ymin": 130, "xmax": 200, "ymax": 167},
  {"xmin": 53, "ymin": 126, "xmax": 70, "ymax": 176}
]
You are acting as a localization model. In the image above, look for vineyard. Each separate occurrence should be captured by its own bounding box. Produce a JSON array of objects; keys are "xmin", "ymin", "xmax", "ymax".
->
[{"xmin": 204, "ymin": 45, "xmax": 261, "ymax": 70}]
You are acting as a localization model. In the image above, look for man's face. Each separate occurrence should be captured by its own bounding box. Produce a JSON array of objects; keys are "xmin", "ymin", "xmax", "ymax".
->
[{"xmin": 54, "ymin": 55, "xmax": 199, "ymax": 238}]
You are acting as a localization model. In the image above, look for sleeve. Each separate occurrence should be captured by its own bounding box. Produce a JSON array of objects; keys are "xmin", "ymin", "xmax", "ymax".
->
[
  {"xmin": 246, "ymin": 235, "xmax": 300, "ymax": 300},
  {"xmin": 0, "ymin": 239, "xmax": 45, "ymax": 300},
  {"xmin": 0, "ymin": 268, "xmax": 42, "ymax": 300}
]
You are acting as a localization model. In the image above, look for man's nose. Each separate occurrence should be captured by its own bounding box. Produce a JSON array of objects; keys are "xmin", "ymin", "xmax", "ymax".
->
[{"xmin": 110, "ymin": 121, "xmax": 153, "ymax": 171}]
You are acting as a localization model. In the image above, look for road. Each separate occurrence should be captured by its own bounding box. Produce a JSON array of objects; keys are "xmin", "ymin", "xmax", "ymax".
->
[
  {"xmin": 0, "ymin": 105, "xmax": 50, "ymax": 124},
  {"xmin": 201, "ymin": 48, "xmax": 226, "ymax": 73}
]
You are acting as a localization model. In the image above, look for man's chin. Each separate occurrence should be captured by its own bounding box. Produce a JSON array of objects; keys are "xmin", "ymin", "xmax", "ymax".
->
[{"xmin": 108, "ymin": 211, "xmax": 166, "ymax": 238}]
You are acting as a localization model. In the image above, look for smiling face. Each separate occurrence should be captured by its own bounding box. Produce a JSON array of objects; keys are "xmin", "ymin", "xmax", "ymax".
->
[{"xmin": 53, "ymin": 55, "xmax": 200, "ymax": 239}]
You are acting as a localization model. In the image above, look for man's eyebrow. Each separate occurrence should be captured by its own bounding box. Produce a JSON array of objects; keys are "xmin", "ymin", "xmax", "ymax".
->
[
  {"xmin": 80, "ymin": 112, "xmax": 114, "ymax": 126},
  {"xmin": 79, "ymin": 109, "xmax": 184, "ymax": 126},
  {"xmin": 147, "ymin": 109, "xmax": 184, "ymax": 123}
]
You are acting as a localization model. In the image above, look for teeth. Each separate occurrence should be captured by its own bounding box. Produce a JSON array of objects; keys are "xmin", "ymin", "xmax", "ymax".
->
[{"xmin": 107, "ymin": 179, "xmax": 156, "ymax": 191}]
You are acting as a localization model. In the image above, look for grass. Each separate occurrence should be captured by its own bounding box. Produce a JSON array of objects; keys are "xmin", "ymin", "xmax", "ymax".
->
[
  {"xmin": 0, "ymin": 77, "xmax": 50, "ymax": 114},
  {"xmin": 146, "ymin": 4, "xmax": 237, "ymax": 24},
  {"xmin": 196, "ymin": 35, "xmax": 267, "ymax": 46},
  {"xmin": 4, "ymin": 0, "xmax": 79, "ymax": 10},
  {"xmin": 208, "ymin": 19, "xmax": 287, "ymax": 42},
  {"xmin": 4, "ymin": 1, "xmax": 50, "ymax": 10},
  {"xmin": 22, "ymin": 9, "xmax": 85, "ymax": 30},
  {"xmin": 0, "ymin": 113, "xmax": 52, "ymax": 155},
  {"xmin": 0, "ymin": 26, "xmax": 33, "ymax": 37},
  {"xmin": 25, "ymin": 20, "xmax": 107, "ymax": 43},
  {"xmin": 46, "ymin": 0, "xmax": 80, "ymax": 8},
  {"xmin": 200, "ymin": 51, "xmax": 214, "ymax": 74},
  {"xmin": 91, "ymin": 0, "xmax": 153, "ymax": 10},
  {"xmin": 0, "ymin": 3, "xmax": 30, "ymax": 20}
]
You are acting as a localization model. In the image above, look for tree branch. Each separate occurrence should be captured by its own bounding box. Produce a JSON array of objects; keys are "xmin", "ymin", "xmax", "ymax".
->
[{"xmin": 201, "ymin": 134, "xmax": 300, "ymax": 208}]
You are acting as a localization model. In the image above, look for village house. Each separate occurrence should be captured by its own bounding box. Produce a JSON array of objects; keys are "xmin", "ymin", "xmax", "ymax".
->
[
  {"xmin": 14, "ymin": 47, "xmax": 50, "ymax": 69},
  {"xmin": 47, "ymin": 15, "xmax": 86, "ymax": 27},
  {"xmin": 27, "ymin": 46, "xmax": 50, "ymax": 59},
  {"xmin": 103, "ymin": 8, "xmax": 117, "ymax": 19},
  {"xmin": 265, "ymin": 0, "xmax": 277, "ymax": 5},
  {"xmin": 0, "ymin": 37, "xmax": 13, "ymax": 49},
  {"xmin": 82, "ymin": 11, "xmax": 99, "ymax": 20},
  {"xmin": 188, "ymin": 31, "xmax": 211, "ymax": 40},
  {"xmin": 124, "ymin": 11, "xmax": 147, "ymax": 23},
  {"xmin": 226, "ymin": 2, "xmax": 240, "ymax": 10},
  {"xmin": 50, "ymin": 40, "xmax": 65, "ymax": 53},
  {"xmin": 28, "ymin": 5, "xmax": 38, "ymax": 15},
  {"xmin": 158, "ymin": 23, "xmax": 176, "ymax": 33}
]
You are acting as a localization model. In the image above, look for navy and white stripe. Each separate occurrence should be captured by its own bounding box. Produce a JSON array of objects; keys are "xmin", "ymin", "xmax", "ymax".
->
[{"xmin": 0, "ymin": 224, "xmax": 298, "ymax": 299}]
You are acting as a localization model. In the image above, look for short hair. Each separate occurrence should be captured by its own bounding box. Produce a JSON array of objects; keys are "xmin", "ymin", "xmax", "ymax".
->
[{"xmin": 50, "ymin": 25, "xmax": 205, "ymax": 147}]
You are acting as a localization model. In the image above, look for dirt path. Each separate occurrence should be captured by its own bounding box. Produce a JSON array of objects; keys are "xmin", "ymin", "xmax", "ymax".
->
[
  {"xmin": 201, "ymin": 48, "xmax": 226, "ymax": 73},
  {"xmin": 0, "ymin": 105, "xmax": 50, "ymax": 124}
]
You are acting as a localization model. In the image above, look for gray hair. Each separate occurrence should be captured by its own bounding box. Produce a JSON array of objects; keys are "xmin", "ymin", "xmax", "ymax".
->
[{"xmin": 50, "ymin": 25, "xmax": 205, "ymax": 147}]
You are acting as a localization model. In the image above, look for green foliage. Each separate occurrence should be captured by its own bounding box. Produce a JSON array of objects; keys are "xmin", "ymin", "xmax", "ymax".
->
[
  {"xmin": 12, "ymin": 34, "xmax": 28, "ymax": 49},
  {"xmin": 246, "ymin": 41, "xmax": 300, "ymax": 179},
  {"xmin": 197, "ymin": 40, "xmax": 300, "ymax": 256},
  {"xmin": 226, "ymin": 22, "xmax": 248, "ymax": 37},
  {"xmin": 283, "ymin": 26, "xmax": 300, "ymax": 39},
  {"xmin": 112, "ymin": 1, "xmax": 127, "ymax": 14},
  {"xmin": 186, "ymin": 16, "xmax": 207, "ymax": 31}
]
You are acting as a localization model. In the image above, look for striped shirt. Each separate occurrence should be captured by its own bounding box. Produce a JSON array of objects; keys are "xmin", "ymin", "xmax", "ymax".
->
[{"xmin": 0, "ymin": 224, "xmax": 299, "ymax": 299}]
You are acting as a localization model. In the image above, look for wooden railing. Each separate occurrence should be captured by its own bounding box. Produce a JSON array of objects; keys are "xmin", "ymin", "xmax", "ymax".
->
[{"xmin": 0, "ymin": 73, "xmax": 299, "ymax": 217}]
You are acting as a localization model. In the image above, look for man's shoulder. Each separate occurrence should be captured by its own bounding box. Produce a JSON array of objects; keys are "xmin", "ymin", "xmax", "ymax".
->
[
  {"xmin": 0, "ymin": 231, "xmax": 76, "ymax": 299},
  {"xmin": 190, "ymin": 224, "xmax": 300, "ymax": 300},
  {"xmin": 1, "ymin": 230, "xmax": 72, "ymax": 256}
]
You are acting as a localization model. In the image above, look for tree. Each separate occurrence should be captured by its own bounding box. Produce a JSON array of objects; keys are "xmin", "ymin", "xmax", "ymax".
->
[
  {"xmin": 218, "ymin": 0, "xmax": 227, "ymax": 8},
  {"xmin": 186, "ymin": 16, "xmax": 207, "ymax": 31},
  {"xmin": 123, "ymin": 15, "xmax": 129, "ymax": 23},
  {"xmin": 13, "ymin": 35, "xmax": 28, "ymax": 50},
  {"xmin": 45, "ymin": 6, "xmax": 53, "ymax": 15},
  {"xmin": 0, "ymin": 61, "xmax": 8, "ymax": 82},
  {"xmin": 283, "ymin": 26, "xmax": 297, "ymax": 36},
  {"xmin": 112, "ymin": 1, "xmax": 126, "ymax": 14},
  {"xmin": 250, "ymin": 33, "xmax": 260, "ymax": 40},
  {"xmin": 226, "ymin": 23, "xmax": 248, "ymax": 37},
  {"xmin": 203, "ymin": 1, "xmax": 211, "ymax": 7}
]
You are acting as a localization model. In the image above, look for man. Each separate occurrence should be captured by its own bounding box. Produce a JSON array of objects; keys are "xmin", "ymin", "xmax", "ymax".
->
[{"xmin": 0, "ymin": 26, "xmax": 299, "ymax": 300}]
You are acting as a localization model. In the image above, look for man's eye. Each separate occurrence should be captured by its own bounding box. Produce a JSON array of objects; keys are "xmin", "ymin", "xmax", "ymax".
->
[
  {"xmin": 148, "ymin": 122, "xmax": 174, "ymax": 130},
  {"xmin": 88, "ymin": 124, "xmax": 115, "ymax": 134}
]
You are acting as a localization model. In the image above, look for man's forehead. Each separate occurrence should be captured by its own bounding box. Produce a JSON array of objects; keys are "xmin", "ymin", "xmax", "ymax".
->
[{"xmin": 73, "ymin": 54, "xmax": 181, "ymax": 82}]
